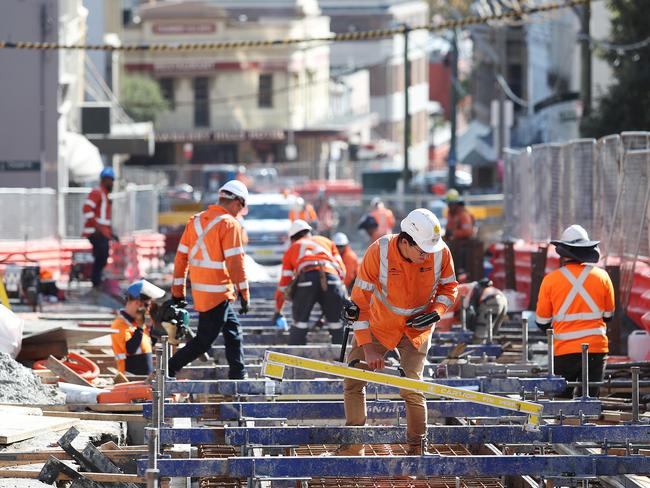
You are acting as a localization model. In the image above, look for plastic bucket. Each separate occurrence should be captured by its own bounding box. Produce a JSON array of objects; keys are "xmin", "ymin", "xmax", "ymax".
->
[{"xmin": 628, "ymin": 330, "xmax": 650, "ymax": 361}]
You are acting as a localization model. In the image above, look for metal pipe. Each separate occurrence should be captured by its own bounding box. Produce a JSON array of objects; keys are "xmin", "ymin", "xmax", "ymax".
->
[
  {"xmin": 486, "ymin": 312, "xmax": 493, "ymax": 345},
  {"xmin": 151, "ymin": 388, "xmax": 160, "ymax": 443},
  {"xmin": 547, "ymin": 329, "xmax": 554, "ymax": 377},
  {"xmin": 145, "ymin": 468, "xmax": 159, "ymax": 488},
  {"xmin": 146, "ymin": 426, "xmax": 158, "ymax": 470},
  {"xmin": 521, "ymin": 316, "xmax": 528, "ymax": 363},
  {"xmin": 581, "ymin": 343, "xmax": 589, "ymax": 398},
  {"xmin": 460, "ymin": 306, "xmax": 466, "ymax": 331},
  {"xmin": 632, "ymin": 366, "xmax": 640, "ymax": 423}
]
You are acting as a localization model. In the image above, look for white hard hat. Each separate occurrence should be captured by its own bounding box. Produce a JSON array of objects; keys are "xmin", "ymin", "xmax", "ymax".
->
[
  {"xmin": 126, "ymin": 279, "xmax": 165, "ymax": 300},
  {"xmin": 219, "ymin": 180, "xmax": 249, "ymax": 204},
  {"xmin": 551, "ymin": 224, "xmax": 600, "ymax": 247},
  {"xmin": 289, "ymin": 219, "xmax": 312, "ymax": 238},
  {"xmin": 332, "ymin": 232, "xmax": 349, "ymax": 246},
  {"xmin": 370, "ymin": 197, "xmax": 382, "ymax": 207},
  {"xmin": 400, "ymin": 208, "xmax": 445, "ymax": 253}
]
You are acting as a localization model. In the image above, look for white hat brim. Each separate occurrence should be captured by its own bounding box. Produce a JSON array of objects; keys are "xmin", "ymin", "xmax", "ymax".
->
[{"xmin": 416, "ymin": 236, "xmax": 446, "ymax": 254}]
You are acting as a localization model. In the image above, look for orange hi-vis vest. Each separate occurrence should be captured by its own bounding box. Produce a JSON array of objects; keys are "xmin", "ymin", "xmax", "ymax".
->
[
  {"xmin": 351, "ymin": 234, "xmax": 458, "ymax": 350},
  {"xmin": 370, "ymin": 207, "xmax": 395, "ymax": 237},
  {"xmin": 111, "ymin": 312, "xmax": 152, "ymax": 374},
  {"xmin": 341, "ymin": 246, "xmax": 359, "ymax": 288},
  {"xmin": 446, "ymin": 207, "xmax": 475, "ymax": 240},
  {"xmin": 536, "ymin": 263, "xmax": 615, "ymax": 356},
  {"xmin": 289, "ymin": 204, "xmax": 318, "ymax": 223},
  {"xmin": 82, "ymin": 187, "xmax": 112, "ymax": 238},
  {"xmin": 172, "ymin": 205, "xmax": 249, "ymax": 312},
  {"xmin": 275, "ymin": 235, "xmax": 346, "ymax": 309}
]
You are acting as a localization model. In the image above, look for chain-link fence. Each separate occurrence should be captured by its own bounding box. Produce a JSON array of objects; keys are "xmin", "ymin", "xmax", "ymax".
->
[
  {"xmin": 60, "ymin": 185, "xmax": 159, "ymax": 239},
  {"xmin": 504, "ymin": 131, "xmax": 650, "ymax": 308},
  {"xmin": 0, "ymin": 188, "xmax": 58, "ymax": 240}
]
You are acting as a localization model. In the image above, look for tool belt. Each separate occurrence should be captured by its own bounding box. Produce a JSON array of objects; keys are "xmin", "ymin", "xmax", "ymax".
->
[{"xmin": 284, "ymin": 264, "xmax": 329, "ymax": 300}]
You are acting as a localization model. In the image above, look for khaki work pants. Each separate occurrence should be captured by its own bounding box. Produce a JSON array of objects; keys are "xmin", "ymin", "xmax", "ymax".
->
[{"xmin": 343, "ymin": 333, "xmax": 429, "ymax": 448}]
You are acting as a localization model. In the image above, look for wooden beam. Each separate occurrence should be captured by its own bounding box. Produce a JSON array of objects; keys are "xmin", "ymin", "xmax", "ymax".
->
[
  {"xmin": 0, "ymin": 468, "xmax": 145, "ymax": 483},
  {"xmin": 46, "ymin": 356, "xmax": 94, "ymax": 387}
]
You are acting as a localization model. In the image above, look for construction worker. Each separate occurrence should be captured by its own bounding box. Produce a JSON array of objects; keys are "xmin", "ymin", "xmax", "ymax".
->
[
  {"xmin": 333, "ymin": 232, "xmax": 358, "ymax": 292},
  {"xmin": 82, "ymin": 167, "xmax": 118, "ymax": 290},
  {"xmin": 444, "ymin": 189, "xmax": 476, "ymax": 275},
  {"xmin": 357, "ymin": 213, "xmax": 381, "ymax": 243},
  {"xmin": 339, "ymin": 208, "xmax": 458, "ymax": 455},
  {"xmin": 536, "ymin": 225, "xmax": 615, "ymax": 398},
  {"xmin": 444, "ymin": 279, "xmax": 508, "ymax": 338},
  {"xmin": 369, "ymin": 197, "xmax": 395, "ymax": 238},
  {"xmin": 289, "ymin": 197, "xmax": 318, "ymax": 228},
  {"xmin": 111, "ymin": 279, "xmax": 165, "ymax": 375},
  {"xmin": 273, "ymin": 220, "xmax": 346, "ymax": 346},
  {"xmin": 167, "ymin": 180, "xmax": 250, "ymax": 380}
]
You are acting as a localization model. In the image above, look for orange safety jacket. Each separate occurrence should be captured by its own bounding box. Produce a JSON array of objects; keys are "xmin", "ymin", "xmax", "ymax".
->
[
  {"xmin": 289, "ymin": 204, "xmax": 318, "ymax": 223},
  {"xmin": 341, "ymin": 246, "xmax": 359, "ymax": 289},
  {"xmin": 275, "ymin": 235, "xmax": 346, "ymax": 310},
  {"xmin": 82, "ymin": 187, "xmax": 112, "ymax": 238},
  {"xmin": 172, "ymin": 205, "xmax": 249, "ymax": 312},
  {"xmin": 110, "ymin": 312, "xmax": 152, "ymax": 374},
  {"xmin": 370, "ymin": 207, "xmax": 395, "ymax": 237},
  {"xmin": 536, "ymin": 263, "xmax": 615, "ymax": 356},
  {"xmin": 351, "ymin": 234, "xmax": 458, "ymax": 350},
  {"xmin": 446, "ymin": 207, "xmax": 475, "ymax": 240}
]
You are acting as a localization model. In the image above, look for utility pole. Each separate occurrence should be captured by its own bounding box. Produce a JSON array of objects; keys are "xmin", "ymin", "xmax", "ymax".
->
[
  {"xmin": 402, "ymin": 24, "xmax": 412, "ymax": 187},
  {"xmin": 497, "ymin": 25, "xmax": 507, "ymax": 159},
  {"xmin": 579, "ymin": 3, "xmax": 592, "ymax": 117},
  {"xmin": 447, "ymin": 28, "xmax": 458, "ymax": 191}
]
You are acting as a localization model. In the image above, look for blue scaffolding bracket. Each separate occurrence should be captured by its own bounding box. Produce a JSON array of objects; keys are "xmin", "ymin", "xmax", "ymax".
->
[
  {"xmin": 138, "ymin": 455, "xmax": 650, "ymax": 478},
  {"xmin": 156, "ymin": 423, "xmax": 650, "ymax": 446},
  {"xmin": 164, "ymin": 377, "xmax": 567, "ymax": 396},
  {"xmin": 143, "ymin": 399, "xmax": 601, "ymax": 420}
]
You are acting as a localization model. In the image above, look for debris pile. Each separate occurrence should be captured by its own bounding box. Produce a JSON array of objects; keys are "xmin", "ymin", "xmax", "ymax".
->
[{"xmin": 0, "ymin": 353, "xmax": 64, "ymax": 405}]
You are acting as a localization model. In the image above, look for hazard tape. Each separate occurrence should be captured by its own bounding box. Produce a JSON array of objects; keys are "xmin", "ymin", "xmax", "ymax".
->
[
  {"xmin": 261, "ymin": 351, "xmax": 544, "ymax": 430},
  {"xmin": 0, "ymin": 0, "xmax": 591, "ymax": 52}
]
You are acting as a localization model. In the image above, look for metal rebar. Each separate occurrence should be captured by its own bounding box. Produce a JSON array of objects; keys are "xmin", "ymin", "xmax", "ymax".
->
[
  {"xmin": 151, "ymin": 387, "xmax": 160, "ymax": 440},
  {"xmin": 145, "ymin": 468, "xmax": 159, "ymax": 488},
  {"xmin": 581, "ymin": 343, "xmax": 589, "ymax": 398},
  {"xmin": 521, "ymin": 316, "xmax": 529, "ymax": 363},
  {"xmin": 632, "ymin": 366, "xmax": 640, "ymax": 423},
  {"xmin": 146, "ymin": 426, "xmax": 158, "ymax": 470},
  {"xmin": 486, "ymin": 312, "xmax": 493, "ymax": 344},
  {"xmin": 460, "ymin": 306, "xmax": 466, "ymax": 331},
  {"xmin": 547, "ymin": 329, "xmax": 554, "ymax": 376}
]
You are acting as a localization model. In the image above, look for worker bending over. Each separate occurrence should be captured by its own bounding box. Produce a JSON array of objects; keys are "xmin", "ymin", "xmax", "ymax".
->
[
  {"xmin": 168, "ymin": 180, "xmax": 250, "ymax": 380},
  {"xmin": 369, "ymin": 197, "xmax": 395, "ymax": 238},
  {"xmin": 449, "ymin": 279, "xmax": 508, "ymax": 338},
  {"xmin": 536, "ymin": 225, "xmax": 614, "ymax": 398},
  {"xmin": 333, "ymin": 232, "xmax": 358, "ymax": 292},
  {"xmin": 82, "ymin": 167, "xmax": 119, "ymax": 291},
  {"xmin": 339, "ymin": 208, "xmax": 458, "ymax": 455},
  {"xmin": 111, "ymin": 280, "xmax": 165, "ymax": 375},
  {"xmin": 273, "ymin": 220, "xmax": 346, "ymax": 345},
  {"xmin": 444, "ymin": 189, "xmax": 476, "ymax": 275}
]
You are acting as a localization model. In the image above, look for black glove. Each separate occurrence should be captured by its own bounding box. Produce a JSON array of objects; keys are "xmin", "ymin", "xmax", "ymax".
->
[
  {"xmin": 536, "ymin": 321, "xmax": 551, "ymax": 332},
  {"xmin": 341, "ymin": 299, "xmax": 360, "ymax": 322},
  {"xmin": 238, "ymin": 294, "xmax": 250, "ymax": 315},
  {"xmin": 166, "ymin": 296, "xmax": 187, "ymax": 308},
  {"xmin": 406, "ymin": 311, "xmax": 440, "ymax": 330}
]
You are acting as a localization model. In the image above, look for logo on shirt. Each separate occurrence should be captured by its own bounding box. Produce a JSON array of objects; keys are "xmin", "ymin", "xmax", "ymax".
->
[
  {"xmin": 420, "ymin": 266, "xmax": 433, "ymax": 273},
  {"xmin": 389, "ymin": 267, "xmax": 401, "ymax": 276}
]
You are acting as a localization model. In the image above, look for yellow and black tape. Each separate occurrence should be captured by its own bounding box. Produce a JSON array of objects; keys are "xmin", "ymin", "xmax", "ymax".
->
[{"xmin": 0, "ymin": 0, "xmax": 591, "ymax": 52}]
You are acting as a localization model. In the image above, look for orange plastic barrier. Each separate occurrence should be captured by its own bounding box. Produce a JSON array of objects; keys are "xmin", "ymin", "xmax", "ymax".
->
[{"xmin": 33, "ymin": 352, "xmax": 101, "ymax": 382}]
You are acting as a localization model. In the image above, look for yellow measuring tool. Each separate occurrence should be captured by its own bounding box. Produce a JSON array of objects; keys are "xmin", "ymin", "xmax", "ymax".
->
[
  {"xmin": 0, "ymin": 274, "xmax": 10, "ymax": 309},
  {"xmin": 262, "ymin": 351, "xmax": 543, "ymax": 430}
]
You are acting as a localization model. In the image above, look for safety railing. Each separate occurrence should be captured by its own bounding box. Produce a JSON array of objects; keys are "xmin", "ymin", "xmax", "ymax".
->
[{"xmin": 0, "ymin": 188, "xmax": 58, "ymax": 240}]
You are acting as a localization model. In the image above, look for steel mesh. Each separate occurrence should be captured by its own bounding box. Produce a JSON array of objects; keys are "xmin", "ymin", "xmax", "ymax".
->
[
  {"xmin": 529, "ymin": 144, "xmax": 552, "ymax": 242},
  {"xmin": 503, "ymin": 149, "xmax": 522, "ymax": 240},
  {"xmin": 0, "ymin": 189, "xmax": 57, "ymax": 240},
  {"xmin": 595, "ymin": 135, "xmax": 622, "ymax": 256}
]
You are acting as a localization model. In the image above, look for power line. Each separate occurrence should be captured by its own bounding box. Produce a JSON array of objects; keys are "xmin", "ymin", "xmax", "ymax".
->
[{"xmin": 0, "ymin": 0, "xmax": 594, "ymax": 52}]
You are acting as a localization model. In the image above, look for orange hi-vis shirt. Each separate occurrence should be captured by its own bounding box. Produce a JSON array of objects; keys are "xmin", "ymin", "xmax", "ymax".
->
[
  {"xmin": 275, "ymin": 235, "xmax": 346, "ymax": 310},
  {"xmin": 172, "ymin": 205, "xmax": 249, "ymax": 312},
  {"xmin": 341, "ymin": 246, "xmax": 359, "ymax": 289},
  {"xmin": 111, "ymin": 312, "xmax": 152, "ymax": 374},
  {"xmin": 370, "ymin": 207, "xmax": 395, "ymax": 237},
  {"xmin": 289, "ymin": 204, "xmax": 318, "ymax": 223},
  {"xmin": 536, "ymin": 263, "xmax": 614, "ymax": 356},
  {"xmin": 446, "ymin": 207, "xmax": 475, "ymax": 240},
  {"xmin": 351, "ymin": 234, "xmax": 458, "ymax": 350},
  {"xmin": 82, "ymin": 187, "xmax": 112, "ymax": 238}
]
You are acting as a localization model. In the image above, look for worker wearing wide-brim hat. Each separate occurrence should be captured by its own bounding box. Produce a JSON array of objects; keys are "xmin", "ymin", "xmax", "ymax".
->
[{"xmin": 536, "ymin": 224, "xmax": 615, "ymax": 398}]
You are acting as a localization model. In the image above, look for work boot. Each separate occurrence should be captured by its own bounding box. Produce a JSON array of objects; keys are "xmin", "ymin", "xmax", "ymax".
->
[{"xmin": 334, "ymin": 444, "xmax": 365, "ymax": 456}]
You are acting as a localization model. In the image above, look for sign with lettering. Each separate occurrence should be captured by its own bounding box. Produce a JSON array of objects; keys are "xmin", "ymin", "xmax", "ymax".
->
[
  {"xmin": 152, "ymin": 23, "xmax": 216, "ymax": 35},
  {"xmin": 0, "ymin": 160, "xmax": 40, "ymax": 171}
]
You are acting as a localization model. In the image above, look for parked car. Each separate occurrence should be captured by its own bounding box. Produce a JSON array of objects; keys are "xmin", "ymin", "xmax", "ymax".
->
[
  {"xmin": 241, "ymin": 193, "xmax": 297, "ymax": 264},
  {"xmin": 409, "ymin": 170, "xmax": 472, "ymax": 195}
]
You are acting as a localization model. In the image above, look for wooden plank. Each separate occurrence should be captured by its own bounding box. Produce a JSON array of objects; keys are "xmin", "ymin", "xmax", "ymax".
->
[
  {"xmin": 0, "ymin": 414, "xmax": 79, "ymax": 444},
  {"xmin": 0, "ymin": 405, "xmax": 42, "ymax": 416},
  {"xmin": 0, "ymin": 468, "xmax": 145, "ymax": 483},
  {"xmin": 42, "ymin": 411, "xmax": 145, "ymax": 422},
  {"xmin": 87, "ymin": 403, "xmax": 143, "ymax": 413},
  {"xmin": 46, "ymin": 355, "xmax": 93, "ymax": 387}
]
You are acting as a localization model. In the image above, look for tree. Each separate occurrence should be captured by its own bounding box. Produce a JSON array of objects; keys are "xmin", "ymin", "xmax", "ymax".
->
[
  {"xmin": 581, "ymin": 0, "xmax": 650, "ymax": 137},
  {"xmin": 121, "ymin": 74, "xmax": 169, "ymax": 123}
]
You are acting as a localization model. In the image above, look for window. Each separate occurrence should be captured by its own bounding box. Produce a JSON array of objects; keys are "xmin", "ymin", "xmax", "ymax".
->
[
  {"xmin": 159, "ymin": 78, "xmax": 175, "ymax": 110},
  {"xmin": 194, "ymin": 77, "xmax": 209, "ymax": 127},
  {"xmin": 258, "ymin": 74, "xmax": 273, "ymax": 108}
]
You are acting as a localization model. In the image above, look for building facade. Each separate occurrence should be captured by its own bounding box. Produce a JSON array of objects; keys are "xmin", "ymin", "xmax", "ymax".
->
[{"xmin": 320, "ymin": 0, "xmax": 430, "ymax": 173}]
